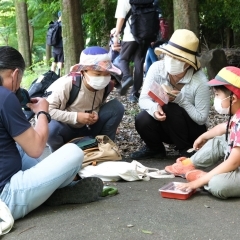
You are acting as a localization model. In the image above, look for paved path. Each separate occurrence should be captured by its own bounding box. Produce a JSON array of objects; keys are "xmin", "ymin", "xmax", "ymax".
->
[{"xmin": 2, "ymin": 149, "xmax": 240, "ymax": 240}]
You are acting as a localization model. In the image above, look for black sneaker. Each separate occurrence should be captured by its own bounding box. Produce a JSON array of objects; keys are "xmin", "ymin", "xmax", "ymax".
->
[
  {"xmin": 45, "ymin": 177, "xmax": 103, "ymax": 206},
  {"xmin": 130, "ymin": 145, "xmax": 166, "ymax": 160},
  {"xmin": 119, "ymin": 76, "xmax": 133, "ymax": 96}
]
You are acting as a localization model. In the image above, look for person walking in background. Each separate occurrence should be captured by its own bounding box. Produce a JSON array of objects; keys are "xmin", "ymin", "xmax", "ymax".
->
[
  {"xmin": 51, "ymin": 11, "xmax": 64, "ymax": 77},
  {"xmin": 114, "ymin": 0, "xmax": 155, "ymax": 103}
]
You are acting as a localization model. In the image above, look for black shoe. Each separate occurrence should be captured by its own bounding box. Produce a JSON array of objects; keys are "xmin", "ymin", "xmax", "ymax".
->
[
  {"xmin": 45, "ymin": 177, "xmax": 103, "ymax": 206},
  {"xmin": 128, "ymin": 93, "xmax": 139, "ymax": 103},
  {"xmin": 119, "ymin": 76, "xmax": 133, "ymax": 96},
  {"xmin": 130, "ymin": 145, "xmax": 166, "ymax": 160}
]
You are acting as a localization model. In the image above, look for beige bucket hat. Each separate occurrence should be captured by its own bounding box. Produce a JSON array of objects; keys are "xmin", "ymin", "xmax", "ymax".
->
[{"xmin": 154, "ymin": 29, "xmax": 201, "ymax": 70}]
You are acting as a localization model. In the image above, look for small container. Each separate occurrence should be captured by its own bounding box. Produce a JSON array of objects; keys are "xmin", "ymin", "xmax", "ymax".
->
[
  {"xmin": 159, "ymin": 182, "xmax": 195, "ymax": 200},
  {"xmin": 148, "ymin": 81, "xmax": 169, "ymax": 106}
]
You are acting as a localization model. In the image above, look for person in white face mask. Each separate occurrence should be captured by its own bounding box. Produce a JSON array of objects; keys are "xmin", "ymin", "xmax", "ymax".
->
[
  {"xmin": 169, "ymin": 66, "xmax": 240, "ymax": 200},
  {"xmin": 46, "ymin": 46, "xmax": 124, "ymax": 152},
  {"xmin": 131, "ymin": 29, "xmax": 210, "ymax": 160}
]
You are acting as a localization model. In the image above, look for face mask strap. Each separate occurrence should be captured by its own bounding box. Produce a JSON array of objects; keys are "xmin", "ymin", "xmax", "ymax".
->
[{"xmin": 225, "ymin": 94, "xmax": 233, "ymax": 141}]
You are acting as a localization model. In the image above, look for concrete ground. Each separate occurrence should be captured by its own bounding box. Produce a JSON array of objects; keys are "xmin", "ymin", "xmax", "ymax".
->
[{"xmin": 2, "ymin": 147, "xmax": 240, "ymax": 240}]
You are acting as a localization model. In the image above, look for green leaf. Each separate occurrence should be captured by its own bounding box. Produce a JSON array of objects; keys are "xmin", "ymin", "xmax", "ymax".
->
[{"xmin": 141, "ymin": 230, "xmax": 152, "ymax": 234}]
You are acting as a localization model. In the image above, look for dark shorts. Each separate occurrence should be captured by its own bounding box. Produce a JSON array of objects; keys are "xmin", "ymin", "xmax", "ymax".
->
[{"xmin": 52, "ymin": 47, "xmax": 64, "ymax": 63}]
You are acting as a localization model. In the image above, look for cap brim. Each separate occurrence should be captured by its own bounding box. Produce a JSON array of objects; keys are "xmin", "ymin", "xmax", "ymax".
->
[
  {"xmin": 207, "ymin": 79, "xmax": 229, "ymax": 86},
  {"xmin": 70, "ymin": 63, "xmax": 122, "ymax": 76}
]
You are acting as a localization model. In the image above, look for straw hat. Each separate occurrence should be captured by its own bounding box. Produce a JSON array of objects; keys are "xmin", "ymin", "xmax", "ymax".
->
[
  {"xmin": 154, "ymin": 29, "xmax": 200, "ymax": 70},
  {"xmin": 208, "ymin": 66, "xmax": 240, "ymax": 99}
]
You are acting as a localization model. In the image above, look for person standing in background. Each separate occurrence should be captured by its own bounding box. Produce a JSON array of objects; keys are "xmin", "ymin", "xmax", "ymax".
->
[
  {"xmin": 113, "ymin": 0, "xmax": 151, "ymax": 103},
  {"xmin": 51, "ymin": 11, "xmax": 64, "ymax": 77}
]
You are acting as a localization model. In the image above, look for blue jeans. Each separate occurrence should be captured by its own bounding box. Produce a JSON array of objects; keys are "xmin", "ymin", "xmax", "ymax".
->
[
  {"xmin": 145, "ymin": 48, "xmax": 158, "ymax": 73},
  {"xmin": 0, "ymin": 143, "xmax": 83, "ymax": 220},
  {"xmin": 47, "ymin": 98, "xmax": 124, "ymax": 152}
]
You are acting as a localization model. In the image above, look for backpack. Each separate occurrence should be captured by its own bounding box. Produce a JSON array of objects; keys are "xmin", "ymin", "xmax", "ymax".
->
[
  {"xmin": 122, "ymin": 0, "xmax": 159, "ymax": 45},
  {"xmin": 46, "ymin": 21, "xmax": 61, "ymax": 46},
  {"xmin": 22, "ymin": 71, "xmax": 114, "ymax": 121}
]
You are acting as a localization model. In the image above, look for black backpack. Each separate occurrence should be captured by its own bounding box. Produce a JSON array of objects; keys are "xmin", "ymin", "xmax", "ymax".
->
[
  {"xmin": 22, "ymin": 71, "xmax": 113, "ymax": 121},
  {"xmin": 46, "ymin": 21, "xmax": 61, "ymax": 46},
  {"xmin": 122, "ymin": 0, "xmax": 159, "ymax": 45}
]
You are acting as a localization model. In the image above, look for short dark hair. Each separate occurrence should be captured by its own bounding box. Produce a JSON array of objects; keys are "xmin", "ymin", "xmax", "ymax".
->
[
  {"xmin": 0, "ymin": 46, "xmax": 25, "ymax": 72},
  {"xmin": 213, "ymin": 85, "xmax": 232, "ymax": 96}
]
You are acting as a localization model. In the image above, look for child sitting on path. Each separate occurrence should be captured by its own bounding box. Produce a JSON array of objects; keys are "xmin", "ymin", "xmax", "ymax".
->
[{"xmin": 166, "ymin": 66, "xmax": 240, "ymax": 199}]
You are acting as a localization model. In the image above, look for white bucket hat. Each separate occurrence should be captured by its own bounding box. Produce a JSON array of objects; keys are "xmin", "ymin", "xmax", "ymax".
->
[{"xmin": 154, "ymin": 29, "xmax": 201, "ymax": 70}]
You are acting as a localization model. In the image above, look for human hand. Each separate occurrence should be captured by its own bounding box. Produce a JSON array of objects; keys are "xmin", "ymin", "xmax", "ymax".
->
[
  {"xmin": 167, "ymin": 90, "xmax": 179, "ymax": 102},
  {"xmin": 176, "ymin": 181, "xmax": 197, "ymax": 192},
  {"xmin": 193, "ymin": 136, "xmax": 208, "ymax": 150},
  {"xmin": 154, "ymin": 105, "xmax": 166, "ymax": 121},
  {"xmin": 26, "ymin": 97, "xmax": 49, "ymax": 113},
  {"xmin": 77, "ymin": 112, "xmax": 98, "ymax": 125}
]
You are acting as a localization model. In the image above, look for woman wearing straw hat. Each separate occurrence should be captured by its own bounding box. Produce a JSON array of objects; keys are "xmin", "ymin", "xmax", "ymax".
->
[{"xmin": 131, "ymin": 29, "xmax": 210, "ymax": 160}]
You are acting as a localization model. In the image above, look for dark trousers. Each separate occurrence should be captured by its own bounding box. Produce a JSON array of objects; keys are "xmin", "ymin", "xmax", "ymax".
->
[
  {"xmin": 135, "ymin": 103, "xmax": 207, "ymax": 153},
  {"xmin": 119, "ymin": 41, "xmax": 149, "ymax": 96}
]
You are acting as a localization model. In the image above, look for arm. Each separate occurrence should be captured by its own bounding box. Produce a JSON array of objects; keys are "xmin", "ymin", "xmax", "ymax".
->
[
  {"xmin": 139, "ymin": 62, "xmax": 163, "ymax": 117},
  {"xmin": 47, "ymin": 77, "xmax": 79, "ymax": 125},
  {"xmin": 14, "ymin": 97, "xmax": 49, "ymax": 158},
  {"xmin": 174, "ymin": 71, "xmax": 210, "ymax": 125},
  {"xmin": 178, "ymin": 147, "xmax": 240, "ymax": 191},
  {"xmin": 193, "ymin": 123, "xmax": 226, "ymax": 150}
]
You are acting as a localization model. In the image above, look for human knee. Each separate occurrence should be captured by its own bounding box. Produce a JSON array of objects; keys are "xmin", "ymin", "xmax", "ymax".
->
[
  {"xmin": 207, "ymin": 175, "xmax": 229, "ymax": 199},
  {"xmin": 135, "ymin": 111, "xmax": 151, "ymax": 130},
  {"xmin": 107, "ymin": 99, "xmax": 124, "ymax": 117},
  {"xmin": 58, "ymin": 143, "xmax": 83, "ymax": 168}
]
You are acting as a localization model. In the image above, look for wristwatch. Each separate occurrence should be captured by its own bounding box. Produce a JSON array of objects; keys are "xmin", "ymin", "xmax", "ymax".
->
[{"xmin": 37, "ymin": 111, "xmax": 51, "ymax": 123}]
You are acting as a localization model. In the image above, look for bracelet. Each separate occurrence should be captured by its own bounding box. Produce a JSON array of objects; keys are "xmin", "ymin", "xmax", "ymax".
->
[
  {"xmin": 37, "ymin": 111, "xmax": 51, "ymax": 123},
  {"xmin": 114, "ymin": 34, "xmax": 120, "ymax": 38}
]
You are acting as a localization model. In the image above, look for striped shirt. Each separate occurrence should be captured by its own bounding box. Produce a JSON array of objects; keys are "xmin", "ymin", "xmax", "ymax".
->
[{"xmin": 139, "ymin": 59, "xmax": 210, "ymax": 125}]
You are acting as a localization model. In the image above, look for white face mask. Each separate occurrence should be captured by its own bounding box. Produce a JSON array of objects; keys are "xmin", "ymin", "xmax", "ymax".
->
[
  {"xmin": 85, "ymin": 72, "xmax": 111, "ymax": 90},
  {"xmin": 164, "ymin": 55, "xmax": 187, "ymax": 75},
  {"xmin": 214, "ymin": 96, "xmax": 230, "ymax": 114}
]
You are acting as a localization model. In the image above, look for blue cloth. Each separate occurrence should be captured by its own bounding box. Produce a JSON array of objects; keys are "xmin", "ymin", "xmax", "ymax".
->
[
  {"xmin": 145, "ymin": 48, "xmax": 158, "ymax": 73},
  {"xmin": 47, "ymin": 98, "xmax": 124, "ymax": 152},
  {"xmin": 0, "ymin": 87, "xmax": 31, "ymax": 191},
  {"xmin": 0, "ymin": 143, "xmax": 83, "ymax": 220}
]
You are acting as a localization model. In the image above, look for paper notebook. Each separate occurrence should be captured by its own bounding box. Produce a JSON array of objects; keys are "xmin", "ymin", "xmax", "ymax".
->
[{"xmin": 148, "ymin": 81, "xmax": 169, "ymax": 106}]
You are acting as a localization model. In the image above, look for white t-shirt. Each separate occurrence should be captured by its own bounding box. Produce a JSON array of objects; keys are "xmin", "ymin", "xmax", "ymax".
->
[{"xmin": 115, "ymin": 0, "xmax": 135, "ymax": 42}]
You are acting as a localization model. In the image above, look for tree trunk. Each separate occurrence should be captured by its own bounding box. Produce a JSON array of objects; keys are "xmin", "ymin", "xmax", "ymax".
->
[
  {"xmin": 46, "ymin": 44, "xmax": 52, "ymax": 67},
  {"xmin": 15, "ymin": 0, "xmax": 32, "ymax": 68},
  {"xmin": 61, "ymin": 0, "xmax": 84, "ymax": 73},
  {"xmin": 173, "ymin": 0, "xmax": 199, "ymax": 37}
]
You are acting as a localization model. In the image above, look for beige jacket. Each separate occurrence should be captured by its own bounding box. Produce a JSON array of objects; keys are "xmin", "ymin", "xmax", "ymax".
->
[{"xmin": 47, "ymin": 75, "xmax": 105, "ymax": 128}]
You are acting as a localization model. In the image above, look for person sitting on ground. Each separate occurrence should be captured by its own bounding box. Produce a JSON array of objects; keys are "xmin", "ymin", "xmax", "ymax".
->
[
  {"xmin": 0, "ymin": 46, "xmax": 103, "ymax": 221},
  {"xmin": 130, "ymin": 29, "xmax": 210, "ymax": 160},
  {"xmin": 171, "ymin": 66, "xmax": 240, "ymax": 199},
  {"xmin": 47, "ymin": 46, "xmax": 124, "ymax": 152}
]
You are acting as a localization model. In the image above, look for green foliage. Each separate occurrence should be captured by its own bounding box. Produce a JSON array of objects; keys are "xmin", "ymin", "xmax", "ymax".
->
[
  {"xmin": 82, "ymin": 0, "xmax": 117, "ymax": 47},
  {"xmin": 0, "ymin": 1, "xmax": 17, "ymax": 47}
]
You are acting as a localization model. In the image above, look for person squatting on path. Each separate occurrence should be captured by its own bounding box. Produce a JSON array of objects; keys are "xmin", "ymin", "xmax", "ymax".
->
[
  {"xmin": 0, "ymin": 46, "xmax": 103, "ymax": 221},
  {"xmin": 47, "ymin": 46, "xmax": 124, "ymax": 152},
  {"xmin": 131, "ymin": 29, "xmax": 210, "ymax": 160},
  {"xmin": 167, "ymin": 66, "xmax": 240, "ymax": 200}
]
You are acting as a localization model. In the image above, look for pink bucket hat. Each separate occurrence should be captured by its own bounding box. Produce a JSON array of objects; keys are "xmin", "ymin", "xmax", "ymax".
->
[{"xmin": 70, "ymin": 46, "xmax": 121, "ymax": 75}]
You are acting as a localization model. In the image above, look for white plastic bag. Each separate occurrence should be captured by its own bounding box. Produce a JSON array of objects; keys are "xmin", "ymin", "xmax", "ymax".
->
[
  {"xmin": 0, "ymin": 200, "xmax": 14, "ymax": 236},
  {"xmin": 78, "ymin": 160, "xmax": 174, "ymax": 181}
]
